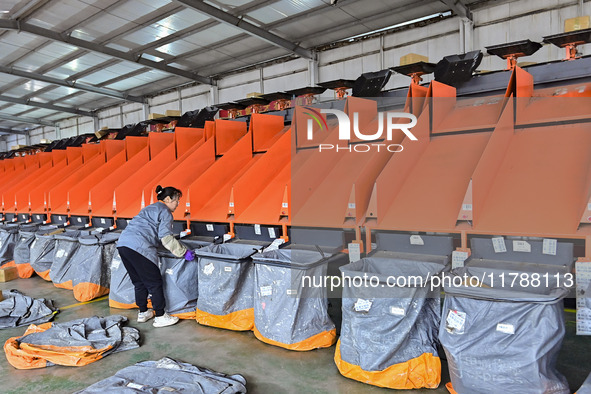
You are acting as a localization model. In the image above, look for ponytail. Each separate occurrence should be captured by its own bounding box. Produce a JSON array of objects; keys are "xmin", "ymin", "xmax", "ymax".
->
[{"xmin": 155, "ymin": 185, "xmax": 182, "ymax": 201}]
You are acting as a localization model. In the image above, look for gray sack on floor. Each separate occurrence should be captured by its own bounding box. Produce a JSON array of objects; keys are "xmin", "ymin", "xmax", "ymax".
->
[
  {"xmin": 0, "ymin": 289, "xmax": 57, "ymax": 328},
  {"xmin": 76, "ymin": 357, "xmax": 247, "ymax": 393}
]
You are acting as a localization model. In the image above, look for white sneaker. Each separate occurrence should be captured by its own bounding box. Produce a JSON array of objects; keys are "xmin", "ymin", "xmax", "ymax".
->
[
  {"xmin": 137, "ymin": 309, "xmax": 155, "ymax": 323},
  {"xmin": 153, "ymin": 312, "xmax": 179, "ymax": 328}
]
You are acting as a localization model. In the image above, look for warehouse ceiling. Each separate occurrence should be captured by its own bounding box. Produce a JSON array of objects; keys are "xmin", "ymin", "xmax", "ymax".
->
[{"xmin": 0, "ymin": 0, "xmax": 473, "ymax": 135}]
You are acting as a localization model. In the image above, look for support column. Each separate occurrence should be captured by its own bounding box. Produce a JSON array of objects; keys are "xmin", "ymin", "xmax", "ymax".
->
[
  {"xmin": 210, "ymin": 85, "xmax": 219, "ymax": 107},
  {"xmin": 143, "ymin": 103, "xmax": 150, "ymax": 121},
  {"xmin": 459, "ymin": 18, "xmax": 474, "ymax": 54},
  {"xmin": 308, "ymin": 54, "xmax": 319, "ymax": 86}
]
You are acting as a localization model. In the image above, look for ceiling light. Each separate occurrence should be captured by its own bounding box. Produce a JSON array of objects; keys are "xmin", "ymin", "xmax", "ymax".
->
[{"xmin": 0, "ymin": 11, "xmax": 10, "ymax": 13}]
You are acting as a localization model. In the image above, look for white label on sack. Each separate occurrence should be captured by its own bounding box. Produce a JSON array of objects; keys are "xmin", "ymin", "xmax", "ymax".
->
[
  {"xmin": 446, "ymin": 310, "xmax": 466, "ymax": 333},
  {"xmin": 348, "ymin": 203, "xmax": 355, "ymax": 209},
  {"xmin": 126, "ymin": 383, "xmax": 144, "ymax": 390},
  {"xmin": 111, "ymin": 258, "xmax": 121, "ymax": 270},
  {"xmin": 59, "ymin": 216, "xmax": 63, "ymax": 221},
  {"xmin": 286, "ymin": 289, "xmax": 297, "ymax": 295},
  {"xmin": 268, "ymin": 227, "xmax": 276, "ymax": 238},
  {"xmin": 77, "ymin": 218, "xmax": 82, "ymax": 223},
  {"xmin": 203, "ymin": 263, "xmax": 214, "ymax": 275},
  {"xmin": 179, "ymin": 230, "xmax": 189, "ymax": 238},
  {"xmin": 254, "ymin": 224, "xmax": 261, "ymax": 235},
  {"xmin": 390, "ymin": 306, "xmax": 405, "ymax": 316},
  {"xmin": 101, "ymin": 218, "xmax": 106, "ymax": 224},
  {"xmin": 36, "ymin": 215, "xmax": 41, "ymax": 220},
  {"xmin": 452, "ymin": 251, "xmax": 469, "ymax": 269},
  {"xmin": 224, "ymin": 266, "xmax": 232, "ymax": 272},
  {"xmin": 206, "ymin": 224, "xmax": 214, "ymax": 232},
  {"xmin": 512, "ymin": 240, "xmax": 531, "ymax": 253},
  {"xmin": 492, "ymin": 237, "xmax": 507, "ymax": 253},
  {"xmin": 354, "ymin": 298, "xmax": 372, "ymax": 312},
  {"xmin": 165, "ymin": 269, "xmax": 174, "ymax": 275},
  {"xmin": 348, "ymin": 243, "xmax": 361, "ymax": 263},
  {"xmin": 56, "ymin": 249, "xmax": 65, "ymax": 258},
  {"xmin": 462, "ymin": 204, "xmax": 473, "ymax": 211},
  {"xmin": 223, "ymin": 234, "xmax": 232, "ymax": 243},
  {"xmin": 543, "ymin": 239, "xmax": 557, "ymax": 256},
  {"xmin": 410, "ymin": 235, "xmax": 424, "ymax": 245},
  {"xmin": 260, "ymin": 286, "xmax": 272, "ymax": 296},
  {"xmin": 496, "ymin": 323, "xmax": 515, "ymax": 335}
]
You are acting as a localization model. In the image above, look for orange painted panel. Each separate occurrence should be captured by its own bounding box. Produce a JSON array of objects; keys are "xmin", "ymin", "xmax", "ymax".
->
[
  {"xmin": 237, "ymin": 164, "xmax": 291, "ymax": 225},
  {"xmin": 250, "ymin": 114, "xmax": 285, "ymax": 152},
  {"xmin": 188, "ymin": 133, "xmax": 253, "ymax": 218},
  {"xmin": 82, "ymin": 143, "xmax": 101, "ymax": 162},
  {"xmin": 29, "ymin": 158, "xmax": 82, "ymax": 213},
  {"xmin": 125, "ymin": 136, "xmax": 148, "ymax": 159},
  {"xmin": 215, "ymin": 119, "xmax": 247, "ymax": 156},
  {"xmin": 68, "ymin": 150, "xmax": 127, "ymax": 215},
  {"xmin": 101, "ymin": 140, "xmax": 125, "ymax": 161},
  {"xmin": 66, "ymin": 147, "xmax": 82, "ymax": 164},
  {"xmin": 49, "ymin": 153, "xmax": 108, "ymax": 215},
  {"xmin": 149, "ymin": 132, "xmax": 175, "ymax": 159},
  {"xmin": 92, "ymin": 146, "xmax": 151, "ymax": 217},
  {"xmin": 115, "ymin": 143, "xmax": 176, "ymax": 218},
  {"xmin": 376, "ymin": 132, "xmax": 492, "ymax": 232},
  {"xmin": 175, "ymin": 127, "xmax": 204, "ymax": 157},
  {"xmin": 475, "ymin": 123, "xmax": 591, "ymax": 236}
]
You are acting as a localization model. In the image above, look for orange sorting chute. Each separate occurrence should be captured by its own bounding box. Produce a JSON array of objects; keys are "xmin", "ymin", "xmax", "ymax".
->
[
  {"xmin": 334, "ymin": 340, "xmax": 441, "ymax": 389},
  {"xmin": 253, "ymin": 326, "xmax": 336, "ymax": 351},
  {"xmin": 195, "ymin": 308, "xmax": 254, "ymax": 331}
]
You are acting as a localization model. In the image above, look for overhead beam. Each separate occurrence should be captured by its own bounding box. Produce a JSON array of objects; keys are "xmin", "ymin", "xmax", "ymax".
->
[
  {"xmin": 174, "ymin": 0, "xmax": 315, "ymax": 60},
  {"xmin": 0, "ymin": 20, "xmax": 215, "ymax": 85},
  {"xmin": 0, "ymin": 65, "xmax": 145, "ymax": 103},
  {"xmin": 440, "ymin": 0, "xmax": 472, "ymax": 20},
  {"xmin": 0, "ymin": 113, "xmax": 56, "ymax": 127},
  {"xmin": 0, "ymin": 95, "xmax": 95, "ymax": 117},
  {"xmin": 0, "ymin": 127, "xmax": 28, "ymax": 135}
]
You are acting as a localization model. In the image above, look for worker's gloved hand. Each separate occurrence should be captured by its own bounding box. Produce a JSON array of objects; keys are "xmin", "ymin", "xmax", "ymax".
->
[{"xmin": 184, "ymin": 249, "xmax": 195, "ymax": 261}]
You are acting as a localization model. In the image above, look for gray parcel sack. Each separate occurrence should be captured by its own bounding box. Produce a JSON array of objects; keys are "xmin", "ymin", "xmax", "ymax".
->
[
  {"xmin": 49, "ymin": 231, "xmax": 82, "ymax": 290},
  {"xmin": 0, "ymin": 289, "xmax": 57, "ymax": 328},
  {"xmin": 439, "ymin": 262, "xmax": 571, "ymax": 394},
  {"xmin": 251, "ymin": 248, "xmax": 338, "ymax": 350},
  {"xmin": 76, "ymin": 357, "xmax": 247, "ymax": 393},
  {"xmin": 158, "ymin": 239, "xmax": 211, "ymax": 318},
  {"xmin": 0, "ymin": 224, "xmax": 20, "ymax": 267},
  {"xmin": 194, "ymin": 243, "xmax": 261, "ymax": 331},
  {"xmin": 71, "ymin": 232, "xmax": 120, "ymax": 302},
  {"xmin": 30, "ymin": 230, "xmax": 61, "ymax": 281},
  {"xmin": 13, "ymin": 224, "xmax": 53, "ymax": 278},
  {"xmin": 335, "ymin": 253, "xmax": 448, "ymax": 390},
  {"xmin": 4, "ymin": 315, "xmax": 140, "ymax": 369}
]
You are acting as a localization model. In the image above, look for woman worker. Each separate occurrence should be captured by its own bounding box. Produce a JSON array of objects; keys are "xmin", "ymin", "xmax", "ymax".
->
[{"xmin": 117, "ymin": 185, "xmax": 195, "ymax": 327}]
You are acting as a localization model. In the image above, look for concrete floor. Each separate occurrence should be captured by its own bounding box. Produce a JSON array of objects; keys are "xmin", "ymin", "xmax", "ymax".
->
[{"xmin": 0, "ymin": 276, "xmax": 589, "ymax": 393}]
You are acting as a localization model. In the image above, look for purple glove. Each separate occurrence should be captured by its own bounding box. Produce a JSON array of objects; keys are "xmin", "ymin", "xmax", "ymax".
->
[{"xmin": 184, "ymin": 249, "xmax": 195, "ymax": 261}]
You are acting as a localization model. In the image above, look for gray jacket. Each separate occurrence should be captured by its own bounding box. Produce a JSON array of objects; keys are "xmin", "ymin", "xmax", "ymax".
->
[{"xmin": 117, "ymin": 202, "xmax": 184, "ymax": 264}]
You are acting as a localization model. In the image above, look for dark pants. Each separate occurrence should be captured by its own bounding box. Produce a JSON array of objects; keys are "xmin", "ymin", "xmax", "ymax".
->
[{"xmin": 118, "ymin": 247, "xmax": 165, "ymax": 317}]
